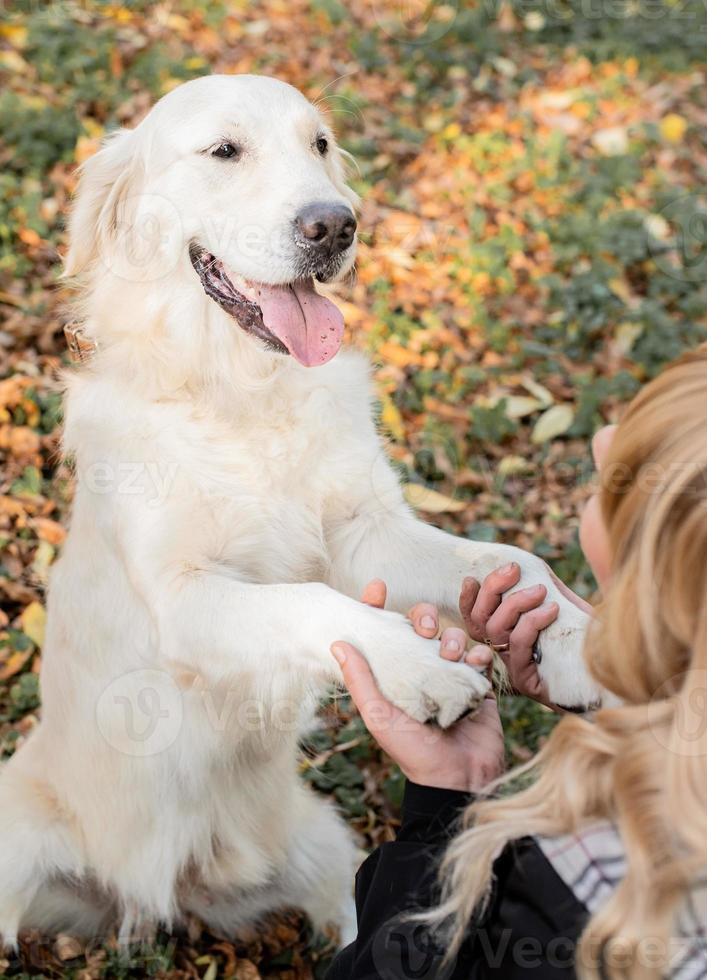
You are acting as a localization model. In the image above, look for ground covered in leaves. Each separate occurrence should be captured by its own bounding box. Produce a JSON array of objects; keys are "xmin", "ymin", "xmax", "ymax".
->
[{"xmin": 0, "ymin": 0, "xmax": 706, "ymax": 977}]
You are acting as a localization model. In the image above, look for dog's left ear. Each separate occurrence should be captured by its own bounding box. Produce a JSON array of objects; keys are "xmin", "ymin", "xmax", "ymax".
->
[{"xmin": 64, "ymin": 128, "xmax": 141, "ymax": 278}]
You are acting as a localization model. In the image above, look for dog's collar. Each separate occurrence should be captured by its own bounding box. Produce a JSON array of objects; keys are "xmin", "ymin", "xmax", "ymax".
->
[{"xmin": 64, "ymin": 323, "xmax": 97, "ymax": 364}]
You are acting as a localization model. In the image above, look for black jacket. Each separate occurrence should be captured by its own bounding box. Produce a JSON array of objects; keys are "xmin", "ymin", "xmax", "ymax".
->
[{"xmin": 327, "ymin": 781, "xmax": 588, "ymax": 980}]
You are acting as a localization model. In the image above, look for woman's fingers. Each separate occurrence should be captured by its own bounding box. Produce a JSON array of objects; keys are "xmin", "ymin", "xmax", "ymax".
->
[
  {"xmin": 360, "ymin": 579, "xmax": 387, "ymax": 609},
  {"xmin": 359, "ymin": 581, "xmax": 442, "ymax": 639},
  {"xmin": 459, "ymin": 576, "xmax": 480, "ymax": 627},
  {"xmin": 465, "ymin": 643, "xmax": 493, "ymax": 674},
  {"xmin": 483, "ymin": 584, "xmax": 547, "ymax": 646},
  {"xmin": 408, "ymin": 602, "xmax": 439, "ymax": 637},
  {"xmin": 359, "ymin": 581, "xmax": 444, "ymax": 644},
  {"xmin": 460, "ymin": 562, "xmax": 521, "ymax": 640},
  {"xmin": 439, "ymin": 627, "xmax": 467, "ymax": 661},
  {"xmin": 507, "ymin": 603, "xmax": 559, "ymax": 670}
]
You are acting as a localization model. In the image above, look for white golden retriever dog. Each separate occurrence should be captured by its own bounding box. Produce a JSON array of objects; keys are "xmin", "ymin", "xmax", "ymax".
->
[{"xmin": 0, "ymin": 75, "xmax": 598, "ymax": 948}]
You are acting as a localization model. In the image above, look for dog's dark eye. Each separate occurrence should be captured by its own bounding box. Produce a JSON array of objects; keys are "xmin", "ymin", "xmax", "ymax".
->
[
  {"xmin": 212, "ymin": 142, "xmax": 241, "ymax": 160},
  {"xmin": 315, "ymin": 136, "xmax": 329, "ymax": 156}
]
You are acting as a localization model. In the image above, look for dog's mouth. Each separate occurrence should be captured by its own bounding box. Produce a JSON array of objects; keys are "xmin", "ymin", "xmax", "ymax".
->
[{"xmin": 189, "ymin": 244, "xmax": 345, "ymax": 367}]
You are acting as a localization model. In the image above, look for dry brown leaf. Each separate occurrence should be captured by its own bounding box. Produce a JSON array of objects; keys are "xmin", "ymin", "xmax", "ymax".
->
[
  {"xmin": 55, "ymin": 935, "xmax": 85, "ymax": 961},
  {"xmin": 234, "ymin": 960, "xmax": 262, "ymax": 980}
]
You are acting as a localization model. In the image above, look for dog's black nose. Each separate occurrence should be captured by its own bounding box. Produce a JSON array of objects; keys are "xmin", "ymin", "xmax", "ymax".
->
[{"xmin": 295, "ymin": 203, "xmax": 357, "ymax": 256}]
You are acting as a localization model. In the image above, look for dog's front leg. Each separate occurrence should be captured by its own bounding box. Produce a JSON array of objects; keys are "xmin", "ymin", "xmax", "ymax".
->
[
  {"xmin": 327, "ymin": 507, "xmax": 601, "ymax": 709},
  {"xmin": 158, "ymin": 574, "xmax": 489, "ymax": 728}
]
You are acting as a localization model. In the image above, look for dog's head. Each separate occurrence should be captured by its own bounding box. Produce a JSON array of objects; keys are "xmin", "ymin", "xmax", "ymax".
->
[{"xmin": 65, "ymin": 74, "xmax": 358, "ymax": 368}]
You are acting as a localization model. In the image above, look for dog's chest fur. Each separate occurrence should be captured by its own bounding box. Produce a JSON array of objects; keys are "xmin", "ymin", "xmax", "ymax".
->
[
  {"xmin": 64, "ymin": 353, "xmax": 372, "ymax": 588},
  {"xmin": 163, "ymin": 366, "xmax": 364, "ymax": 586}
]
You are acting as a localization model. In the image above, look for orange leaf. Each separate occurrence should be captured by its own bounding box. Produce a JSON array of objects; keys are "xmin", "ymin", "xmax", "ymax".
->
[
  {"xmin": 378, "ymin": 342, "xmax": 424, "ymax": 368},
  {"xmin": 18, "ymin": 227, "xmax": 41, "ymax": 247},
  {"xmin": 32, "ymin": 517, "xmax": 66, "ymax": 546},
  {"xmin": 0, "ymin": 649, "xmax": 33, "ymax": 682}
]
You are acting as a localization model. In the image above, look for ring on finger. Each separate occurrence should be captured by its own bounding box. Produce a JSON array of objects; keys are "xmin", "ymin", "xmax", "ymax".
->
[{"xmin": 484, "ymin": 637, "xmax": 510, "ymax": 654}]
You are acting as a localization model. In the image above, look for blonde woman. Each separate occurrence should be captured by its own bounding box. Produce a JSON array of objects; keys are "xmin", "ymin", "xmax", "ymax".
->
[{"xmin": 327, "ymin": 345, "xmax": 707, "ymax": 979}]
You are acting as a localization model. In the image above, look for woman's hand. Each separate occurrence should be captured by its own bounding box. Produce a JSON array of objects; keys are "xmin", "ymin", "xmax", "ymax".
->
[
  {"xmin": 330, "ymin": 580, "xmax": 505, "ymax": 794},
  {"xmin": 459, "ymin": 563, "xmax": 592, "ymax": 711}
]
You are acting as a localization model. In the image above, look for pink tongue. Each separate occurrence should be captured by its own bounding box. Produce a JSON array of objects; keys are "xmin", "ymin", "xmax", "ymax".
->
[{"xmin": 253, "ymin": 280, "xmax": 344, "ymax": 367}]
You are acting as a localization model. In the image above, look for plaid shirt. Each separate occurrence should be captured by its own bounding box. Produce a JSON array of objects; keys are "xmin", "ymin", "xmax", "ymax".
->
[{"xmin": 537, "ymin": 822, "xmax": 707, "ymax": 979}]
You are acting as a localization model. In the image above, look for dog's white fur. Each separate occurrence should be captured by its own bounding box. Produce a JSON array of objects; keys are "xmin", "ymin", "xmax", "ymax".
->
[{"xmin": 0, "ymin": 75, "xmax": 598, "ymax": 948}]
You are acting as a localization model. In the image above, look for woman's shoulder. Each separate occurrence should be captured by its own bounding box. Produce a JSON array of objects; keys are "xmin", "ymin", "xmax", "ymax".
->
[
  {"xmin": 534, "ymin": 819, "xmax": 627, "ymax": 916},
  {"xmin": 530, "ymin": 823, "xmax": 707, "ymax": 979}
]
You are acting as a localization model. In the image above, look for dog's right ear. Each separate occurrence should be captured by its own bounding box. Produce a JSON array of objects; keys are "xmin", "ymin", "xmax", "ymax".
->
[{"xmin": 64, "ymin": 128, "xmax": 140, "ymax": 278}]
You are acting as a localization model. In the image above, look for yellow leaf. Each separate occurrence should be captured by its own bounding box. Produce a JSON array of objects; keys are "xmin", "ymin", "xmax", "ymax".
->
[
  {"xmin": 503, "ymin": 395, "xmax": 543, "ymax": 419},
  {"xmin": 166, "ymin": 14, "xmax": 190, "ymax": 31},
  {"xmin": 202, "ymin": 961, "xmax": 218, "ymax": 980},
  {"xmin": 20, "ymin": 601, "xmax": 46, "ymax": 648},
  {"xmin": 423, "ymin": 112, "xmax": 445, "ymax": 133},
  {"xmin": 520, "ymin": 377, "xmax": 554, "ymax": 407},
  {"xmin": 74, "ymin": 135, "xmax": 101, "ymax": 165},
  {"xmin": 660, "ymin": 113, "xmax": 687, "ymax": 143},
  {"xmin": 161, "ymin": 76, "xmax": 184, "ymax": 95},
  {"xmin": 403, "ymin": 484, "xmax": 467, "ymax": 513},
  {"xmin": 615, "ymin": 321, "xmax": 643, "ymax": 355},
  {"xmin": 32, "ymin": 540, "xmax": 55, "ymax": 585},
  {"xmin": 0, "ymin": 24, "xmax": 28, "ymax": 47},
  {"xmin": 20, "ymin": 94, "xmax": 49, "ymax": 111},
  {"xmin": 0, "ymin": 51, "xmax": 28, "ymax": 73},
  {"xmin": 592, "ymin": 126, "xmax": 629, "ymax": 156},
  {"xmin": 608, "ymin": 276, "xmax": 633, "ymax": 304},
  {"xmin": 524, "ymin": 11, "xmax": 545, "ymax": 29},
  {"xmin": 531, "ymin": 404, "xmax": 574, "ymax": 444},
  {"xmin": 0, "ymin": 649, "xmax": 33, "ymax": 682},
  {"xmin": 103, "ymin": 5, "xmax": 134, "ymax": 22},
  {"xmin": 644, "ymin": 214, "xmax": 670, "ymax": 241},
  {"xmin": 82, "ymin": 118, "xmax": 105, "ymax": 139},
  {"xmin": 442, "ymin": 122, "xmax": 462, "ymax": 140},
  {"xmin": 498, "ymin": 455, "xmax": 532, "ymax": 477},
  {"xmin": 380, "ymin": 394, "xmax": 405, "ymax": 442}
]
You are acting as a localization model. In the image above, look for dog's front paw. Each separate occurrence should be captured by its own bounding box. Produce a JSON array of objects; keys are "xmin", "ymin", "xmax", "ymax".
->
[
  {"xmin": 373, "ymin": 628, "xmax": 491, "ymax": 728},
  {"xmin": 534, "ymin": 596, "xmax": 602, "ymax": 710}
]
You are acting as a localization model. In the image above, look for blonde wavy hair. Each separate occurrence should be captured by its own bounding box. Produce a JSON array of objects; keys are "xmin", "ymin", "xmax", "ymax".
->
[{"xmin": 429, "ymin": 343, "xmax": 707, "ymax": 979}]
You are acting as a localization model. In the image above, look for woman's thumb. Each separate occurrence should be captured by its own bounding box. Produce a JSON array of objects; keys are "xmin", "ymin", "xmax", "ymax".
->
[{"xmin": 331, "ymin": 642, "xmax": 394, "ymax": 732}]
